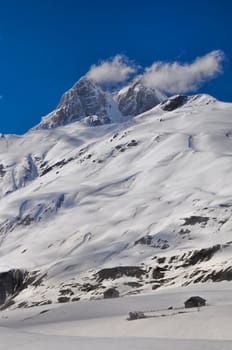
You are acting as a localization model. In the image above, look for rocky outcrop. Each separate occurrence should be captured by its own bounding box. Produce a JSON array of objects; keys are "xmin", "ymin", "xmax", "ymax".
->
[
  {"xmin": 116, "ymin": 78, "xmax": 165, "ymax": 116},
  {"xmin": 97, "ymin": 266, "xmax": 146, "ymax": 282},
  {"xmin": 35, "ymin": 77, "xmax": 116, "ymax": 129},
  {"xmin": 161, "ymin": 95, "xmax": 188, "ymax": 111},
  {"xmin": 134, "ymin": 235, "xmax": 169, "ymax": 249},
  {"xmin": 35, "ymin": 76, "xmax": 166, "ymax": 129},
  {"xmin": 181, "ymin": 216, "xmax": 209, "ymax": 226},
  {"xmin": 0, "ymin": 269, "xmax": 25, "ymax": 306},
  {"xmin": 181, "ymin": 245, "xmax": 221, "ymax": 267}
]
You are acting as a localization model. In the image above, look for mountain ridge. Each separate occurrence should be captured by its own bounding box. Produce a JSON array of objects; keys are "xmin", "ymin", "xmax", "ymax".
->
[
  {"xmin": 34, "ymin": 76, "xmax": 166, "ymax": 130},
  {"xmin": 0, "ymin": 82, "xmax": 231, "ymax": 308}
]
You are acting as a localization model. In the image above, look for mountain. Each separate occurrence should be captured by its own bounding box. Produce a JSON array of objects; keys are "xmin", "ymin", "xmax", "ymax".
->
[
  {"xmin": 116, "ymin": 76, "xmax": 166, "ymax": 116},
  {"xmin": 0, "ymin": 79, "xmax": 231, "ymax": 309},
  {"xmin": 35, "ymin": 76, "xmax": 165, "ymax": 130}
]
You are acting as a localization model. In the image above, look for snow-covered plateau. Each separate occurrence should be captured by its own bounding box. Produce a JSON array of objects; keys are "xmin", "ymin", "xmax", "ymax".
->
[
  {"xmin": 0, "ymin": 75, "xmax": 232, "ymax": 348},
  {"xmin": 1, "ymin": 283, "xmax": 232, "ymax": 349}
]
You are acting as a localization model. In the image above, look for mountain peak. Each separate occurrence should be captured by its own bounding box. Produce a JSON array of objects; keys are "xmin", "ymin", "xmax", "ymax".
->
[
  {"xmin": 34, "ymin": 76, "xmax": 113, "ymax": 130},
  {"xmin": 34, "ymin": 75, "xmax": 167, "ymax": 130},
  {"xmin": 116, "ymin": 77, "xmax": 166, "ymax": 116}
]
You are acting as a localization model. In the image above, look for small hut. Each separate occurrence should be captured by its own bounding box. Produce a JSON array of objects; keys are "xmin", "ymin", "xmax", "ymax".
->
[
  {"xmin": 103, "ymin": 288, "xmax": 119, "ymax": 299},
  {"xmin": 184, "ymin": 296, "xmax": 206, "ymax": 308},
  {"xmin": 128, "ymin": 311, "xmax": 145, "ymax": 320}
]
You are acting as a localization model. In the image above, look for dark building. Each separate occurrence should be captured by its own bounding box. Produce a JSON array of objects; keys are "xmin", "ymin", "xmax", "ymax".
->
[
  {"xmin": 103, "ymin": 287, "xmax": 120, "ymax": 299},
  {"xmin": 184, "ymin": 296, "xmax": 206, "ymax": 308}
]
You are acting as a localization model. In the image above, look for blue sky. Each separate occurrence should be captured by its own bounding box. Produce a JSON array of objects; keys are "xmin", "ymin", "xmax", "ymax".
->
[{"xmin": 0, "ymin": 0, "xmax": 231, "ymax": 134}]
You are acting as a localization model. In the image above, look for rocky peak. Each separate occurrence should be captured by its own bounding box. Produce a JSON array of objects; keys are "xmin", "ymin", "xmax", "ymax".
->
[
  {"xmin": 34, "ymin": 77, "xmax": 115, "ymax": 129},
  {"xmin": 34, "ymin": 75, "xmax": 167, "ymax": 130},
  {"xmin": 116, "ymin": 77, "xmax": 166, "ymax": 116}
]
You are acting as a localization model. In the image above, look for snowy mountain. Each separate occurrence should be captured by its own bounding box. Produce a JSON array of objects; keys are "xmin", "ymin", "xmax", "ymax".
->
[
  {"xmin": 116, "ymin": 76, "xmax": 166, "ymax": 116},
  {"xmin": 35, "ymin": 76, "xmax": 165, "ymax": 130},
  {"xmin": 0, "ymin": 78, "xmax": 231, "ymax": 310}
]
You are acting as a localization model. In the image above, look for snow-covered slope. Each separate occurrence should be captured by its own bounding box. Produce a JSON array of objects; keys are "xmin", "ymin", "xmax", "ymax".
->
[
  {"xmin": 1, "ymin": 283, "xmax": 232, "ymax": 349},
  {"xmin": 0, "ymin": 93, "xmax": 232, "ymax": 308}
]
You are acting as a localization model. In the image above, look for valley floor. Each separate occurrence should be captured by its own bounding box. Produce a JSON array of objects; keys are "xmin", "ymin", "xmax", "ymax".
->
[{"xmin": 0, "ymin": 282, "xmax": 232, "ymax": 349}]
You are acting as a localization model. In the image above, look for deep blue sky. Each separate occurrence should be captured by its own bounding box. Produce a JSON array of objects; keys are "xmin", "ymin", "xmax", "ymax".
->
[{"xmin": 0, "ymin": 0, "xmax": 231, "ymax": 134}]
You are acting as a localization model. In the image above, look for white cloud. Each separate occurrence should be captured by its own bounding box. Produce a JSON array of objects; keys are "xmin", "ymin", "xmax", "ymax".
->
[
  {"xmin": 141, "ymin": 50, "xmax": 224, "ymax": 94},
  {"xmin": 87, "ymin": 55, "xmax": 137, "ymax": 84}
]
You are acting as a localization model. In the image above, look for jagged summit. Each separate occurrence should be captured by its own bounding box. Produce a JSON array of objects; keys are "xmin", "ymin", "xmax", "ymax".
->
[
  {"xmin": 34, "ymin": 77, "xmax": 117, "ymax": 129},
  {"xmin": 34, "ymin": 75, "xmax": 166, "ymax": 130},
  {"xmin": 116, "ymin": 76, "xmax": 166, "ymax": 116}
]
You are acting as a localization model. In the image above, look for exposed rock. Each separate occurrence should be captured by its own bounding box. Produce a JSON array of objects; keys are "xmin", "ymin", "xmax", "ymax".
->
[
  {"xmin": 182, "ymin": 216, "xmax": 209, "ymax": 226},
  {"xmin": 80, "ymin": 283, "xmax": 100, "ymax": 292},
  {"xmin": 127, "ymin": 139, "xmax": 138, "ymax": 147},
  {"xmin": 135, "ymin": 235, "xmax": 169, "ymax": 249},
  {"xmin": 182, "ymin": 245, "xmax": 221, "ymax": 267},
  {"xmin": 87, "ymin": 115, "xmax": 111, "ymax": 126},
  {"xmin": 152, "ymin": 266, "xmax": 166, "ymax": 280},
  {"xmin": 135, "ymin": 235, "xmax": 153, "ymax": 246},
  {"xmin": 97, "ymin": 266, "xmax": 146, "ymax": 282},
  {"xmin": 203, "ymin": 267, "xmax": 232, "ymax": 282},
  {"xmin": 58, "ymin": 296, "xmax": 70, "ymax": 303},
  {"xmin": 0, "ymin": 269, "xmax": 25, "ymax": 306},
  {"xmin": 117, "ymin": 78, "xmax": 165, "ymax": 116},
  {"xmin": 157, "ymin": 257, "xmax": 166, "ymax": 264},
  {"xmin": 59, "ymin": 288, "xmax": 74, "ymax": 296},
  {"xmin": 72, "ymin": 297, "xmax": 80, "ymax": 302},
  {"xmin": 0, "ymin": 164, "xmax": 6, "ymax": 177},
  {"xmin": 39, "ymin": 309, "xmax": 50, "ymax": 314},
  {"xmin": 179, "ymin": 228, "xmax": 191, "ymax": 236},
  {"xmin": 124, "ymin": 281, "xmax": 143, "ymax": 288},
  {"xmin": 152, "ymin": 284, "xmax": 161, "ymax": 290},
  {"xmin": 161, "ymin": 95, "xmax": 188, "ymax": 111},
  {"xmin": 35, "ymin": 77, "xmax": 114, "ymax": 129}
]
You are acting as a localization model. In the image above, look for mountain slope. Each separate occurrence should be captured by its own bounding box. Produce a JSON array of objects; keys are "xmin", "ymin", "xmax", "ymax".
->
[{"xmin": 0, "ymin": 94, "xmax": 232, "ymax": 307}]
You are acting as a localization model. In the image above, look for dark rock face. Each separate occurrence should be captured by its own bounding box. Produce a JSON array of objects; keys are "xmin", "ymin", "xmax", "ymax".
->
[
  {"xmin": 182, "ymin": 216, "xmax": 209, "ymax": 226},
  {"xmin": 35, "ymin": 77, "xmax": 111, "ymax": 129},
  {"xmin": 97, "ymin": 266, "xmax": 146, "ymax": 282},
  {"xmin": 203, "ymin": 268, "xmax": 232, "ymax": 282},
  {"xmin": 134, "ymin": 235, "xmax": 169, "ymax": 250},
  {"xmin": 135, "ymin": 235, "xmax": 153, "ymax": 246},
  {"xmin": 58, "ymin": 296, "xmax": 70, "ymax": 303},
  {"xmin": 152, "ymin": 284, "xmax": 161, "ymax": 290},
  {"xmin": 0, "ymin": 164, "xmax": 6, "ymax": 177},
  {"xmin": 87, "ymin": 115, "xmax": 111, "ymax": 126},
  {"xmin": 182, "ymin": 245, "xmax": 221, "ymax": 267},
  {"xmin": 117, "ymin": 79, "xmax": 164, "ymax": 116},
  {"xmin": 152, "ymin": 266, "xmax": 166, "ymax": 280},
  {"xmin": 0, "ymin": 270, "xmax": 24, "ymax": 305},
  {"xmin": 161, "ymin": 95, "xmax": 188, "ymax": 111}
]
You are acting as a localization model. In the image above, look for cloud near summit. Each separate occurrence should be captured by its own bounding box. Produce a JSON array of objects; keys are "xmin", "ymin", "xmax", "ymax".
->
[
  {"xmin": 87, "ymin": 50, "xmax": 224, "ymax": 94},
  {"xmin": 87, "ymin": 55, "xmax": 137, "ymax": 84},
  {"xmin": 141, "ymin": 50, "xmax": 224, "ymax": 94}
]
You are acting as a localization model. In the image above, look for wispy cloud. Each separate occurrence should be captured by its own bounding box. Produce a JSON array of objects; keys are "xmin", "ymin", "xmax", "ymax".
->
[
  {"xmin": 141, "ymin": 50, "xmax": 224, "ymax": 94},
  {"xmin": 87, "ymin": 55, "xmax": 137, "ymax": 84}
]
